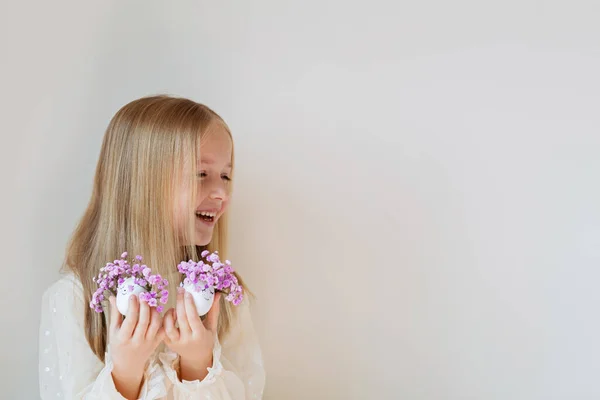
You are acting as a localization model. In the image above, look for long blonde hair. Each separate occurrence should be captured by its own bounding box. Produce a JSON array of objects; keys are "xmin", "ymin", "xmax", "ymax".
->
[{"xmin": 63, "ymin": 95, "xmax": 245, "ymax": 361}]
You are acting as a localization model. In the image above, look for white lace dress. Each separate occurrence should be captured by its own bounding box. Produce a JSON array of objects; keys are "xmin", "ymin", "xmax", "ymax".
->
[{"xmin": 39, "ymin": 273, "xmax": 266, "ymax": 399}]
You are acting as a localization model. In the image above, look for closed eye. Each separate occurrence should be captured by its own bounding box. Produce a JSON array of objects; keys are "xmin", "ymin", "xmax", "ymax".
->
[{"xmin": 197, "ymin": 171, "xmax": 231, "ymax": 182}]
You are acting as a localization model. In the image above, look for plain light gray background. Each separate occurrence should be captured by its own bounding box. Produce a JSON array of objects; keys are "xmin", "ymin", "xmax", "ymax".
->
[{"xmin": 2, "ymin": 1, "xmax": 600, "ymax": 399}]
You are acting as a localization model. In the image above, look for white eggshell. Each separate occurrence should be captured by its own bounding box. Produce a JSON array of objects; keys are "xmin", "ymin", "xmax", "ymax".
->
[
  {"xmin": 183, "ymin": 281, "xmax": 215, "ymax": 316},
  {"xmin": 116, "ymin": 277, "xmax": 148, "ymax": 316}
]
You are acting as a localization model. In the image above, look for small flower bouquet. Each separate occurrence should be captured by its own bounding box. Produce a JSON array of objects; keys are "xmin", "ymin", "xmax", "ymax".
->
[
  {"xmin": 90, "ymin": 252, "xmax": 169, "ymax": 315},
  {"xmin": 177, "ymin": 250, "xmax": 243, "ymax": 316}
]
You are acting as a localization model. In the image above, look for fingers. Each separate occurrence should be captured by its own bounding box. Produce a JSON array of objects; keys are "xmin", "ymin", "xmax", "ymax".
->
[
  {"xmin": 176, "ymin": 288, "xmax": 191, "ymax": 336},
  {"xmin": 109, "ymin": 296, "xmax": 122, "ymax": 333},
  {"xmin": 163, "ymin": 308, "xmax": 180, "ymax": 343},
  {"xmin": 121, "ymin": 294, "xmax": 139, "ymax": 337},
  {"xmin": 184, "ymin": 291, "xmax": 203, "ymax": 332},
  {"xmin": 133, "ymin": 297, "xmax": 150, "ymax": 340},
  {"xmin": 153, "ymin": 326, "xmax": 166, "ymax": 348},
  {"xmin": 145, "ymin": 307, "xmax": 161, "ymax": 341},
  {"xmin": 204, "ymin": 292, "xmax": 221, "ymax": 333}
]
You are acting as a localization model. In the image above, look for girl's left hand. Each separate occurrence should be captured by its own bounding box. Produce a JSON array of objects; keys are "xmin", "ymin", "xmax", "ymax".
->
[{"xmin": 163, "ymin": 288, "xmax": 221, "ymax": 381}]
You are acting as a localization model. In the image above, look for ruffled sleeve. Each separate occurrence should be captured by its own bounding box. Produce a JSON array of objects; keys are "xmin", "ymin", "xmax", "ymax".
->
[
  {"xmin": 159, "ymin": 299, "xmax": 266, "ymax": 399},
  {"xmin": 39, "ymin": 274, "xmax": 167, "ymax": 399}
]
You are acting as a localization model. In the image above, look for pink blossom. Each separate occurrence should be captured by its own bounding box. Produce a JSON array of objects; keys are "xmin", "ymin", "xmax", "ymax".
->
[
  {"xmin": 176, "ymin": 250, "xmax": 243, "ymax": 308},
  {"xmin": 90, "ymin": 252, "xmax": 169, "ymax": 314}
]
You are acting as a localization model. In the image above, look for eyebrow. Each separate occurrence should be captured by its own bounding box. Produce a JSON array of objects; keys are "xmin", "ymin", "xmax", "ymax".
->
[{"xmin": 200, "ymin": 160, "xmax": 232, "ymax": 168}]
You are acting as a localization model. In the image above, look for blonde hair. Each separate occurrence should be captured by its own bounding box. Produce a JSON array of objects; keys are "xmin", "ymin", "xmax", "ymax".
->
[{"xmin": 62, "ymin": 95, "xmax": 246, "ymax": 361}]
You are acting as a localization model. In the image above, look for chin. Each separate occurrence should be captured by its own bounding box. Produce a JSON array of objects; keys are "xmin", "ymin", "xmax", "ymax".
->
[{"xmin": 194, "ymin": 231, "xmax": 213, "ymax": 246}]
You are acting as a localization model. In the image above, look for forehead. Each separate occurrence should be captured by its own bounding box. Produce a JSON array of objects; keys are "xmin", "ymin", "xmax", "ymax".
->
[{"xmin": 198, "ymin": 125, "xmax": 233, "ymax": 166}]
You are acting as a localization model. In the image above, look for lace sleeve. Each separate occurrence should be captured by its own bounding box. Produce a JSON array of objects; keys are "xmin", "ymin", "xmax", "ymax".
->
[
  {"xmin": 39, "ymin": 274, "xmax": 167, "ymax": 399},
  {"xmin": 158, "ymin": 298, "xmax": 266, "ymax": 399}
]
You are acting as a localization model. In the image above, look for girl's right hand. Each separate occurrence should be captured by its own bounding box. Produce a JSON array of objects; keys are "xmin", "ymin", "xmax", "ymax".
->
[{"xmin": 108, "ymin": 295, "xmax": 165, "ymax": 400}]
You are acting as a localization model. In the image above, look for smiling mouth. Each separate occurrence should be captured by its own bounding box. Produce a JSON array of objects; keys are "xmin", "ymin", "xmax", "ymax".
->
[{"xmin": 195, "ymin": 210, "xmax": 217, "ymax": 223}]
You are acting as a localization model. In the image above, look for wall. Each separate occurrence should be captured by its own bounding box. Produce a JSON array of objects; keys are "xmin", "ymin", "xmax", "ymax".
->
[{"xmin": 1, "ymin": 1, "xmax": 599, "ymax": 398}]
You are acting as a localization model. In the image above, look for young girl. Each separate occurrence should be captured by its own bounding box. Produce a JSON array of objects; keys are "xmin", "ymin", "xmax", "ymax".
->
[{"xmin": 38, "ymin": 95, "xmax": 266, "ymax": 399}]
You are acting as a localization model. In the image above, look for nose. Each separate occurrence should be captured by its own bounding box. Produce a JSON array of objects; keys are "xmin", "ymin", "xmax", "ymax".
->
[{"xmin": 208, "ymin": 181, "xmax": 229, "ymax": 201}]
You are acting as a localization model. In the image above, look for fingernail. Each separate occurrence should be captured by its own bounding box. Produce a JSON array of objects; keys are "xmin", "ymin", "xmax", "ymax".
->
[
  {"xmin": 185, "ymin": 291, "xmax": 191, "ymax": 299},
  {"xmin": 130, "ymin": 295, "xmax": 136, "ymax": 303},
  {"xmin": 177, "ymin": 287, "xmax": 184, "ymax": 294}
]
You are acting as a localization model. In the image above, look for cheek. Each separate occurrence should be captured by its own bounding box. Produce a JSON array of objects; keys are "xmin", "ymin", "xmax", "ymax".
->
[
  {"xmin": 196, "ymin": 187, "xmax": 207, "ymax": 203},
  {"xmin": 176, "ymin": 186, "xmax": 193, "ymax": 216},
  {"xmin": 175, "ymin": 198, "xmax": 187, "ymax": 224},
  {"xmin": 221, "ymin": 199, "xmax": 231, "ymax": 213},
  {"xmin": 173, "ymin": 197, "xmax": 192, "ymax": 235}
]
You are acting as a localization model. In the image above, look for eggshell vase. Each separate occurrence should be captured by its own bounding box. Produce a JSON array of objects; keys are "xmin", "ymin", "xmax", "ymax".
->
[
  {"xmin": 183, "ymin": 281, "xmax": 215, "ymax": 316},
  {"xmin": 116, "ymin": 277, "xmax": 148, "ymax": 316}
]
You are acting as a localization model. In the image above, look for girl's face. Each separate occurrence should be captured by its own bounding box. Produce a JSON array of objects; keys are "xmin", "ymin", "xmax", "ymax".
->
[{"xmin": 176, "ymin": 127, "xmax": 233, "ymax": 246}]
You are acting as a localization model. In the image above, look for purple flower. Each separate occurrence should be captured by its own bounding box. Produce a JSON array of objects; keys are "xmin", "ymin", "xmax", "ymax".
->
[
  {"xmin": 205, "ymin": 275, "xmax": 216, "ymax": 286},
  {"xmin": 135, "ymin": 278, "xmax": 147, "ymax": 287},
  {"xmin": 176, "ymin": 250, "xmax": 243, "ymax": 308},
  {"xmin": 91, "ymin": 251, "xmax": 170, "ymax": 314}
]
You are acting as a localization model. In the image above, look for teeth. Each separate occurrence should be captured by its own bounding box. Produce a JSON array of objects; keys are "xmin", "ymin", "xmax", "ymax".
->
[{"xmin": 196, "ymin": 211, "xmax": 217, "ymax": 217}]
